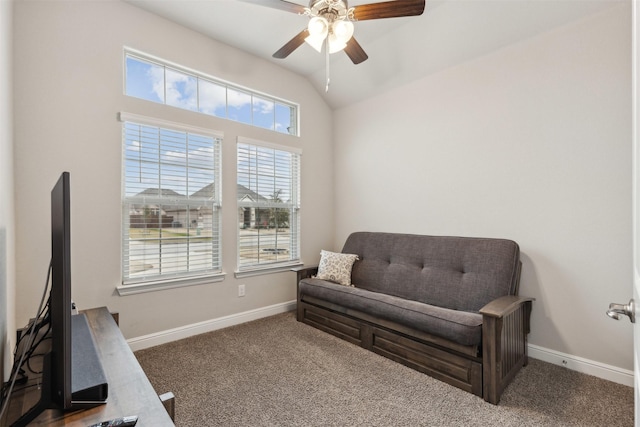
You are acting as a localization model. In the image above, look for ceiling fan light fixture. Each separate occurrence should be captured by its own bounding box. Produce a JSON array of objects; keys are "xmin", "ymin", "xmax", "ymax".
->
[
  {"xmin": 305, "ymin": 33, "xmax": 326, "ymax": 52},
  {"xmin": 307, "ymin": 16, "xmax": 329, "ymax": 38},
  {"xmin": 305, "ymin": 16, "xmax": 329, "ymax": 52},
  {"xmin": 327, "ymin": 35, "xmax": 347, "ymax": 54},
  {"xmin": 260, "ymin": 0, "xmax": 426, "ymax": 89},
  {"xmin": 332, "ymin": 20, "xmax": 354, "ymax": 44},
  {"xmin": 327, "ymin": 19, "xmax": 353, "ymax": 53}
]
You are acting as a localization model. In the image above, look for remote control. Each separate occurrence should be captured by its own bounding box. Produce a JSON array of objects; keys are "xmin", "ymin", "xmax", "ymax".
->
[{"xmin": 88, "ymin": 415, "xmax": 138, "ymax": 427}]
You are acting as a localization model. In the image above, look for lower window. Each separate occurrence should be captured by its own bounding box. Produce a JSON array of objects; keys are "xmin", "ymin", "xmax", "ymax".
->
[
  {"xmin": 121, "ymin": 114, "xmax": 222, "ymax": 287},
  {"xmin": 237, "ymin": 138, "xmax": 301, "ymax": 273}
]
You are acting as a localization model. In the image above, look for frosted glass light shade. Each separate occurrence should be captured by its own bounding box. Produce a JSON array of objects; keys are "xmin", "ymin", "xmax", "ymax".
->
[
  {"xmin": 305, "ymin": 34, "xmax": 325, "ymax": 52},
  {"xmin": 327, "ymin": 20, "xmax": 353, "ymax": 53},
  {"xmin": 332, "ymin": 20, "xmax": 354, "ymax": 44},
  {"xmin": 305, "ymin": 16, "xmax": 329, "ymax": 52},
  {"xmin": 328, "ymin": 34, "xmax": 347, "ymax": 54},
  {"xmin": 308, "ymin": 16, "xmax": 328, "ymax": 37}
]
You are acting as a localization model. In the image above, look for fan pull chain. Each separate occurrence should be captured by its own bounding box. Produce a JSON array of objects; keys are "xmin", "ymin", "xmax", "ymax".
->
[{"xmin": 325, "ymin": 38, "xmax": 330, "ymax": 92}]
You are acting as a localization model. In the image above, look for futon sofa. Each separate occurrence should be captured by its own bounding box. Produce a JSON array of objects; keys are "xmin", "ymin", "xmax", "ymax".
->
[{"xmin": 294, "ymin": 232, "xmax": 533, "ymax": 404}]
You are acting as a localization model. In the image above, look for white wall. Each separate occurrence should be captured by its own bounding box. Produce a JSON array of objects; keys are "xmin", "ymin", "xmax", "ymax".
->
[
  {"xmin": 12, "ymin": 1, "xmax": 333, "ymax": 339},
  {"xmin": 1, "ymin": 0, "xmax": 15, "ymax": 380},
  {"xmin": 334, "ymin": 4, "xmax": 633, "ymax": 370}
]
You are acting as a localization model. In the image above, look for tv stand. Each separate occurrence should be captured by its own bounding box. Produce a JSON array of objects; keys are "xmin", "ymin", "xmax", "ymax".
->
[{"xmin": 5, "ymin": 307, "xmax": 174, "ymax": 426}]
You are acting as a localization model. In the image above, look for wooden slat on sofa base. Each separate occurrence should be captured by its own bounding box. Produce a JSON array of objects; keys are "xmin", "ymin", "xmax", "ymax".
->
[
  {"xmin": 304, "ymin": 306, "xmax": 363, "ymax": 344},
  {"xmin": 371, "ymin": 329, "xmax": 483, "ymax": 396},
  {"xmin": 298, "ymin": 301, "xmax": 483, "ymax": 398}
]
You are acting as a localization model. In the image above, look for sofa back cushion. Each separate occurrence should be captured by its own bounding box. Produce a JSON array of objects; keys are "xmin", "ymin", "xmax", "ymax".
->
[{"xmin": 341, "ymin": 232, "xmax": 521, "ymax": 313}]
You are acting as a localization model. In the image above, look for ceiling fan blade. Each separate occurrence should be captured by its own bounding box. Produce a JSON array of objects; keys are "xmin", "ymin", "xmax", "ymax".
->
[
  {"xmin": 344, "ymin": 37, "xmax": 368, "ymax": 64},
  {"xmin": 239, "ymin": 0, "xmax": 306, "ymax": 14},
  {"xmin": 352, "ymin": 0, "xmax": 425, "ymax": 21},
  {"xmin": 273, "ymin": 29, "xmax": 310, "ymax": 59}
]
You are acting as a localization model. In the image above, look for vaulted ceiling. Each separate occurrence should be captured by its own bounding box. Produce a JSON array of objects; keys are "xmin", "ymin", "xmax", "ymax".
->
[{"xmin": 125, "ymin": 0, "xmax": 622, "ymax": 109}]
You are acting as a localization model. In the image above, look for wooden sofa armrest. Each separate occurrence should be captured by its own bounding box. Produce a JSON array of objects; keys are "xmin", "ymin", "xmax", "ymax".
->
[
  {"xmin": 292, "ymin": 265, "xmax": 319, "ymax": 283},
  {"xmin": 480, "ymin": 295, "xmax": 534, "ymax": 318},
  {"xmin": 480, "ymin": 295, "xmax": 534, "ymax": 404}
]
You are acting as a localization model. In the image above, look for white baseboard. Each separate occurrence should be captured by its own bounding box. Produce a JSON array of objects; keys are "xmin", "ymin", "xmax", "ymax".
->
[
  {"xmin": 127, "ymin": 304, "xmax": 634, "ymax": 388},
  {"xmin": 127, "ymin": 300, "xmax": 297, "ymax": 352},
  {"xmin": 528, "ymin": 343, "xmax": 634, "ymax": 387}
]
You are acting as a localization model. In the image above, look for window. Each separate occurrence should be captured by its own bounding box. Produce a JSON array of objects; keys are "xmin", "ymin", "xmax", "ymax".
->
[
  {"xmin": 125, "ymin": 50, "xmax": 299, "ymax": 136},
  {"xmin": 120, "ymin": 113, "xmax": 223, "ymax": 292},
  {"xmin": 237, "ymin": 138, "xmax": 301, "ymax": 275}
]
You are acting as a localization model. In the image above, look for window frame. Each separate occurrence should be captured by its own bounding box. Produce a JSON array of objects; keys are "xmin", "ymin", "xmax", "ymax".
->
[
  {"xmin": 124, "ymin": 48, "xmax": 300, "ymax": 136},
  {"xmin": 117, "ymin": 112, "xmax": 225, "ymax": 296},
  {"xmin": 235, "ymin": 137, "xmax": 302, "ymax": 278}
]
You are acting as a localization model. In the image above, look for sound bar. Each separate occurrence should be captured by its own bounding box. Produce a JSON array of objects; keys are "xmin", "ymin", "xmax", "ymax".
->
[{"xmin": 71, "ymin": 313, "xmax": 108, "ymax": 405}]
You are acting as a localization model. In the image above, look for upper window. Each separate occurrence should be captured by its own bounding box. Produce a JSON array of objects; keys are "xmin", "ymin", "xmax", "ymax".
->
[
  {"xmin": 120, "ymin": 113, "xmax": 223, "ymax": 291},
  {"xmin": 124, "ymin": 50, "xmax": 299, "ymax": 136},
  {"xmin": 237, "ymin": 138, "xmax": 301, "ymax": 274}
]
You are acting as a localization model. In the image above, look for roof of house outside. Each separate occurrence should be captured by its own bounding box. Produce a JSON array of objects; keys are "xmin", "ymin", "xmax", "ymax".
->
[{"xmin": 134, "ymin": 184, "xmax": 269, "ymax": 202}]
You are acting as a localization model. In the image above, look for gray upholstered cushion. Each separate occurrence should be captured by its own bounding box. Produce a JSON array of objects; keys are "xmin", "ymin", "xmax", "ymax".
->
[
  {"xmin": 299, "ymin": 278, "xmax": 483, "ymax": 346},
  {"xmin": 341, "ymin": 232, "xmax": 520, "ymax": 312}
]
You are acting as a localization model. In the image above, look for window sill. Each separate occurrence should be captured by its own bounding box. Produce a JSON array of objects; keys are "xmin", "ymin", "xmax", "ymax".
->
[
  {"xmin": 235, "ymin": 262, "xmax": 303, "ymax": 279},
  {"xmin": 117, "ymin": 273, "xmax": 226, "ymax": 296}
]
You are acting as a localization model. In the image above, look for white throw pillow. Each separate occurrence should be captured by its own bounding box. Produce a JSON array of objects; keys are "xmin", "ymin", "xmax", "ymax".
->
[{"xmin": 316, "ymin": 250, "xmax": 359, "ymax": 287}]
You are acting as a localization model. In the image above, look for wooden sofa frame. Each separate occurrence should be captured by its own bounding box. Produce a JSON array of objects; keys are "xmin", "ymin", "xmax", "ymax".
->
[{"xmin": 294, "ymin": 266, "xmax": 533, "ymax": 404}]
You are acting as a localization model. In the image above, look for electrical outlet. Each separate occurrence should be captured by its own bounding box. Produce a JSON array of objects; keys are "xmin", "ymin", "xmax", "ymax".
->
[{"xmin": 238, "ymin": 284, "xmax": 246, "ymax": 297}]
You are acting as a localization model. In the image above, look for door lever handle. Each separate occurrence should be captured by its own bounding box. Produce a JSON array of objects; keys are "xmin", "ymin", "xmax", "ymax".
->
[{"xmin": 607, "ymin": 299, "xmax": 635, "ymax": 323}]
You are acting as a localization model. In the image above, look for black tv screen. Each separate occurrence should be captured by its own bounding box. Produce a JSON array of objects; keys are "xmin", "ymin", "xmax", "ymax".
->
[{"xmin": 50, "ymin": 171, "xmax": 72, "ymax": 409}]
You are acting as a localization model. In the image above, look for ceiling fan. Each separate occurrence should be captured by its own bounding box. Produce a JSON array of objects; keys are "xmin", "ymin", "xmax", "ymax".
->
[{"xmin": 243, "ymin": 0, "xmax": 426, "ymax": 90}]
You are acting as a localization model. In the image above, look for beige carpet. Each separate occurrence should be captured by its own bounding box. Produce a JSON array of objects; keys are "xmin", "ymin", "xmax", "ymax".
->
[{"xmin": 135, "ymin": 312, "xmax": 633, "ymax": 426}]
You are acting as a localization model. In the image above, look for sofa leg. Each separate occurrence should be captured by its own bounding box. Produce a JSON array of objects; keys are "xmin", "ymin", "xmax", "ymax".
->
[
  {"xmin": 296, "ymin": 301, "xmax": 304, "ymax": 322},
  {"xmin": 482, "ymin": 315, "xmax": 501, "ymax": 404}
]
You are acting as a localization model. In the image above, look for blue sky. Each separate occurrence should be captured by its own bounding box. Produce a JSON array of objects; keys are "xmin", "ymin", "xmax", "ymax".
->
[{"xmin": 125, "ymin": 55, "xmax": 294, "ymax": 134}]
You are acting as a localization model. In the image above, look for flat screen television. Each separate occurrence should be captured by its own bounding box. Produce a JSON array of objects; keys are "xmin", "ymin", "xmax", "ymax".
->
[
  {"xmin": 10, "ymin": 172, "xmax": 108, "ymax": 426},
  {"xmin": 50, "ymin": 170, "xmax": 73, "ymax": 409}
]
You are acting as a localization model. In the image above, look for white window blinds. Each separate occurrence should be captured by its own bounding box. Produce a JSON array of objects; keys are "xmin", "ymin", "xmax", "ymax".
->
[
  {"xmin": 237, "ymin": 138, "xmax": 301, "ymax": 271},
  {"xmin": 121, "ymin": 115, "xmax": 222, "ymax": 285}
]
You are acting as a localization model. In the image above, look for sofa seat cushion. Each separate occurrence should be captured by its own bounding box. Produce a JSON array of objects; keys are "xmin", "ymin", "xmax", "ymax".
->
[{"xmin": 299, "ymin": 278, "xmax": 483, "ymax": 347}]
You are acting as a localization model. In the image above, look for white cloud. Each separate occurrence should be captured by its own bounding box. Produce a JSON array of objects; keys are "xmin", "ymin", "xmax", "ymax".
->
[
  {"xmin": 127, "ymin": 140, "xmax": 141, "ymax": 152},
  {"xmin": 253, "ymin": 97, "xmax": 274, "ymax": 115},
  {"xmin": 165, "ymin": 69, "xmax": 198, "ymax": 111},
  {"xmin": 199, "ymin": 80, "xmax": 226, "ymax": 115},
  {"xmin": 149, "ymin": 66, "xmax": 165, "ymax": 103},
  {"xmin": 227, "ymin": 88, "xmax": 252, "ymax": 109}
]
